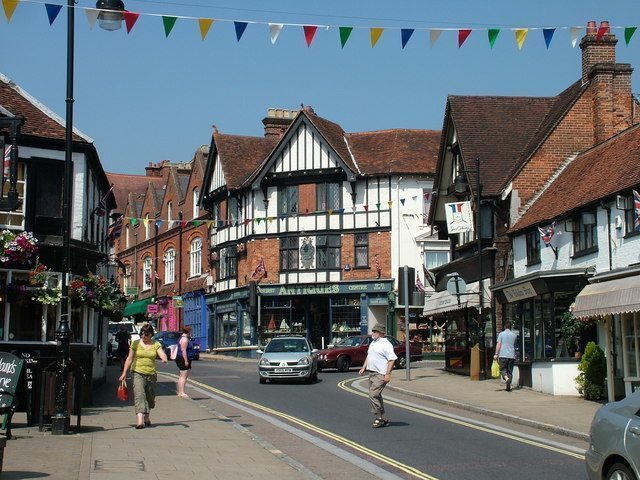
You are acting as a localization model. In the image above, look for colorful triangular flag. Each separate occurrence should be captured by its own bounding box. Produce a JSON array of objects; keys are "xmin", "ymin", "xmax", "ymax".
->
[
  {"xmin": 401, "ymin": 29, "xmax": 414, "ymax": 49},
  {"xmin": 430, "ymin": 29, "xmax": 442, "ymax": 47},
  {"xmin": 387, "ymin": 200, "xmax": 393, "ymax": 208},
  {"xmin": 570, "ymin": 27, "xmax": 581, "ymax": 48},
  {"xmin": 198, "ymin": 18, "xmax": 214, "ymax": 40},
  {"xmin": 596, "ymin": 25, "xmax": 608, "ymax": 41},
  {"xmin": 488, "ymin": 29, "xmax": 500, "ymax": 48},
  {"xmin": 130, "ymin": 218, "xmax": 138, "ymax": 227},
  {"xmin": 85, "ymin": 8, "xmax": 99, "ymax": 29},
  {"xmin": 370, "ymin": 27, "xmax": 384, "ymax": 47},
  {"xmin": 2, "ymin": 0, "xmax": 19, "ymax": 22},
  {"xmin": 269, "ymin": 23, "xmax": 283, "ymax": 44},
  {"xmin": 339, "ymin": 26, "xmax": 353, "ymax": 48},
  {"xmin": 235, "ymin": 21, "xmax": 248, "ymax": 42},
  {"xmin": 162, "ymin": 16, "xmax": 177, "ymax": 37},
  {"xmin": 400, "ymin": 198, "xmax": 405, "ymax": 205},
  {"xmin": 155, "ymin": 220, "xmax": 163, "ymax": 229},
  {"xmin": 303, "ymin": 25, "xmax": 318, "ymax": 47},
  {"xmin": 458, "ymin": 29, "xmax": 472, "ymax": 47},
  {"xmin": 123, "ymin": 11, "xmax": 140, "ymax": 34},
  {"xmin": 543, "ymin": 28, "xmax": 555, "ymax": 49},
  {"xmin": 376, "ymin": 203, "xmax": 381, "ymax": 210},
  {"xmin": 193, "ymin": 220, "xmax": 202, "ymax": 227},
  {"xmin": 45, "ymin": 3, "xmax": 62, "ymax": 25},
  {"xmin": 514, "ymin": 29, "xmax": 528, "ymax": 50},
  {"xmin": 624, "ymin": 27, "xmax": 637, "ymax": 46}
]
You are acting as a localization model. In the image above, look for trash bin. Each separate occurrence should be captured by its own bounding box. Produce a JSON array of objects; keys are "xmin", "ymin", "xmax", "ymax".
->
[
  {"xmin": 38, "ymin": 362, "xmax": 83, "ymax": 432},
  {"xmin": 470, "ymin": 344, "xmax": 480, "ymax": 381}
]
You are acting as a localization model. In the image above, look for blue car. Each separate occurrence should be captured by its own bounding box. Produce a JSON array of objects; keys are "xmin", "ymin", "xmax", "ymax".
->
[{"xmin": 152, "ymin": 331, "xmax": 200, "ymax": 360}]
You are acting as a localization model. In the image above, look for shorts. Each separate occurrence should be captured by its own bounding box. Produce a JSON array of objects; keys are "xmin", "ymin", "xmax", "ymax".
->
[{"xmin": 176, "ymin": 357, "xmax": 192, "ymax": 371}]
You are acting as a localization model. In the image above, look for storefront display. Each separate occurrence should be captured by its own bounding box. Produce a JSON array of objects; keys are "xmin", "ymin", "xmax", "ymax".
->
[{"xmin": 330, "ymin": 297, "xmax": 360, "ymax": 344}]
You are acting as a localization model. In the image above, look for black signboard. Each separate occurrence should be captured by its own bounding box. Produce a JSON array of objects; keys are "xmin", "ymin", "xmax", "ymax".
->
[{"xmin": 0, "ymin": 352, "xmax": 24, "ymax": 428}]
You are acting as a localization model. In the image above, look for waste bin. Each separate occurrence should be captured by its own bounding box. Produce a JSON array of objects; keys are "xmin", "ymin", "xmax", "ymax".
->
[
  {"xmin": 470, "ymin": 344, "xmax": 480, "ymax": 381},
  {"xmin": 38, "ymin": 362, "xmax": 83, "ymax": 432}
]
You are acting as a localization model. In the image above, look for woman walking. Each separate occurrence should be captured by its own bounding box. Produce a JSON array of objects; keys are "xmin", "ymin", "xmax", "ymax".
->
[
  {"xmin": 119, "ymin": 323, "xmax": 167, "ymax": 429},
  {"xmin": 176, "ymin": 326, "xmax": 195, "ymax": 398}
]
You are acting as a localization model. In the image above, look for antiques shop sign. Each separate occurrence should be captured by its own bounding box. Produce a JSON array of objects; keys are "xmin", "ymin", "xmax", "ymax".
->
[{"xmin": 259, "ymin": 281, "xmax": 392, "ymax": 297}]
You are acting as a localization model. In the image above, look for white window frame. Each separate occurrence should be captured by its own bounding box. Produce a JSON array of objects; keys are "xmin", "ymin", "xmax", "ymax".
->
[
  {"xmin": 143, "ymin": 256, "xmax": 152, "ymax": 291},
  {"xmin": 164, "ymin": 248, "xmax": 176, "ymax": 284},
  {"xmin": 123, "ymin": 264, "xmax": 131, "ymax": 289},
  {"xmin": 125, "ymin": 225, "xmax": 130, "ymax": 249},
  {"xmin": 145, "ymin": 214, "xmax": 150, "ymax": 240},
  {"xmin": 193, "ymin": 188, "xmax": 200, "ymax": 219},
  {"xmin": 0, "ymin": 161, "xmax": 27, "ymax": 230},
  {"xmin": 190, "ymin": 238, "xmax": 202, "ymax": 277},
  {"xmin": 167, "ymin": 202, "xmax": 173, "ymax": 224}
]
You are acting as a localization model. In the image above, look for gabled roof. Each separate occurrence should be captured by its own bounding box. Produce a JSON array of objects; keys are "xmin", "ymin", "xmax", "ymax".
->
[
  {"xmin": 303, "ymin": 111, "xmax": 358, "ymax": 173},
  {"xmin": 106, "ymin": 173, "xmax": 164, "ymax": 216},
  {"xmin": 511, "ymin": 123, "xmax": 640, "ymax": 233},
  {"xmin": 214, "ymin": 133, "xmax": 278, "ymax": 190}
]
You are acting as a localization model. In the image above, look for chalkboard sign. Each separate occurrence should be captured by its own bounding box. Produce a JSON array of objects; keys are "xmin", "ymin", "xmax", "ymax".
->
[{"xmin": 0, "ymin": 352, "xmax": 24, "ymax": 409}]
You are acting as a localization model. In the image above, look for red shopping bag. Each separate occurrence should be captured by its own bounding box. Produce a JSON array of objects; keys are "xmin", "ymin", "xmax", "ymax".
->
[{"xmin": 117, "ymin": 379, "xmax": 129, "ymax": 401}]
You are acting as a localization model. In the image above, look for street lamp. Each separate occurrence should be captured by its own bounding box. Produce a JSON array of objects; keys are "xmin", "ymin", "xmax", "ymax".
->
[
  {"xmin": 52, "ymin": 0, "xmax": 125, "ymax": 436},
  {"xmin": 453, "ymin": 156, "xmax": 487, "ymax": 380}
]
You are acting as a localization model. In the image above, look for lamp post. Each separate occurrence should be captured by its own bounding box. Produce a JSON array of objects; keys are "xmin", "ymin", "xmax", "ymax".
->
[
  {"xmin": 453, "ymin": 156, "xmax": 486, "ymax": 380},
  {"xmin": 52, "ymin": 0, "xmax": 125, "ymax": 436}
]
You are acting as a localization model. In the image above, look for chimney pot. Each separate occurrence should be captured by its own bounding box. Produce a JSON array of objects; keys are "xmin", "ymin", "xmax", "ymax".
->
[
  {"xmin": 586, "ymin": 20, "xmax": 597, "ymax": 35},
  {"xmin": 599, "ymin": 21, "xmax": 610, "ymax": 34}
]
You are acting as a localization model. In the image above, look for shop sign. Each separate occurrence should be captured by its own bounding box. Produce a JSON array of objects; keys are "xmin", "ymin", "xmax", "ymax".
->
[
  {"xmin": 258, "ymin": 281, "xmax": 393, "ymax": 297},
  {"xmin": 125, "ymin": 287, "xmax": 139, "ymax": 297},
  {"xmin": 0, "ymin": 352, "xmax": 23, "ymax": 398},
  {"xmin": 444, "ymin": 201, "xmax": 473, "ymax": 234},
  {"xmin": 146, "ymin": 304, "xmax": 158, "ymax": 314},
  {"xmin": 173, "ymin": 296, "xmax": 184, "ymax": 308},
  {"xmin": 503, "ymin": 282, "xmax": 537, "ymax": 303}
]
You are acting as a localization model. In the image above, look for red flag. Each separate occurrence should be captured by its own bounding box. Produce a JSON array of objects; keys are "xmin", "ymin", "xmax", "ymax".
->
[
  {"xmin": 124, "ymin": 11, "xmax": 140, "ymax": 34},
  {"xmin": 304, "ymin": 25, "xmax": 318, "ymax": 47},
  {"xmin": 251, "ymin": 257, "xmax": 267, "ymax": 281},
  {"xmin": 458, "ymin": 29, "xmax": 472, "ymax": 47}
]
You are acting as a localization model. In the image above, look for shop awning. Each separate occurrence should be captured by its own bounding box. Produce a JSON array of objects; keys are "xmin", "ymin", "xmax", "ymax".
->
[
  {"xmin": 573, "ymin": 274, "xmax": 640, "ymax": 319},
  {"xmin": 423, "ymin": 282, "xmax": 492, "ymax": 316},
  {"xmin": 122, "ymin": 298, "xmax": 153, "ymax": 317}
]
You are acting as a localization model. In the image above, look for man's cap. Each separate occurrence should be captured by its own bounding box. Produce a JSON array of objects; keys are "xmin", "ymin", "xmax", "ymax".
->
[{"xmin": 371, "ymin": 323, "xmax": 386, "ymax": 334}]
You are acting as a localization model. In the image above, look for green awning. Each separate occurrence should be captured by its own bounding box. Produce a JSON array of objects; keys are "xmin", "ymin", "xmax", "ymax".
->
[{"xmin": 122, "ymin": 298, "xmax": 153, "ymax": 317}]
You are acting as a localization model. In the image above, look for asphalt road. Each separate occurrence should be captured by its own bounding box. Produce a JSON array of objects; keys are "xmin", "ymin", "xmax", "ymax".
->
[{"xmin": 160, "ymin": 359, "xmax": 586, "ymax": 480}]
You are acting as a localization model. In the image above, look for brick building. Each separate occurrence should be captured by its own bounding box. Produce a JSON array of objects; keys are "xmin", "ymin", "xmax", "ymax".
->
[
  {"xmin": 201, "ymin": 107, "xmax": 440, "ymax": 353},
  {"xmin": 426, "ymin": 22, "xmax": 640, "ymax": 379}
]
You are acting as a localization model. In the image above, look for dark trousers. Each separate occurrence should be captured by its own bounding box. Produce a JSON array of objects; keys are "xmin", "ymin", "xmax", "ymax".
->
[{"xmin": 499, "ymin": 358, "xmax": 515, "ymax": 387}]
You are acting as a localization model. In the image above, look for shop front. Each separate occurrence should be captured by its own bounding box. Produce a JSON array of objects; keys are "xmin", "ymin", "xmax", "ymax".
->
[
  {"xmin": 183, "ymin": 290, "xmax": 208, "ymax": 349},
  {"xmin": 206, "ymin": 287, "xmax": 253, "ymax": 354}
]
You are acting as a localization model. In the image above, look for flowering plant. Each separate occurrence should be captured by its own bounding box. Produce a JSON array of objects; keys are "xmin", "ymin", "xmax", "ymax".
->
[
  {"xmin": 32, "ymin": 287, "xmax": 62, "ymax": 305},
  {"xmin": 0, "ymin": 230, "xmax": 38, "ymax": 265},
  {"xmin": 69, "ymin": 279, "xmax": 97, "ymax": 307},
  {"xmin": 29, "ymin": 264, "xmax": 52, "ymax": 287},
  {"xmin": 69, "ymin": 273, "xmax": 127, "ymax": 315}
]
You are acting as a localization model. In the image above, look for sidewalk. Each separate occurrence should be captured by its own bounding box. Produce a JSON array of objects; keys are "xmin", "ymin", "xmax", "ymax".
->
[
  {"xmin": 387, "ymin": 364, "xmax": 600, "ymax": 441},
  {"xmin": 2, "ymin": 366, "xmax": 311, "ymax": 480}
]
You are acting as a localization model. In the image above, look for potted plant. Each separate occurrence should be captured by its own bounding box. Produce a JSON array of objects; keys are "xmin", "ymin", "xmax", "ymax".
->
[{"xmin": 0, "ymin": 230, "xmax": 38, "ymax": 266}]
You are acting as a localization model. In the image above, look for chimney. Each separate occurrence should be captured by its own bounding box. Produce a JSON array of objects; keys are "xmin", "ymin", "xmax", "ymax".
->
[
  {"xmin": 145, "ymin": 161, "xmax": 163, "ymax": 177},
  {"xmin": 580, "ymin": 20, "xmax": 617, "ymax": 84},
  {"xmin": 262, "ymin": 108, "xmax": 297, "ymax": 137}
]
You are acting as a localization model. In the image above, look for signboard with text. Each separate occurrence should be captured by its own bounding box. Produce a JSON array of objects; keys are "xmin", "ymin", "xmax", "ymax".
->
[
  {"xmin": 444, "ymin": 201, "xmax": 473, "ymax": 234},
  {"xmin": 125, "ymin": 287, "xmax": 139, "ymax": 297},
  {"xmin": 146, "ymin": 304, "xmax": 159, "ymax": 314},
  {"xmin": 0, "ymin": 352, "xmax": 23, "ymax": 409},
  {"xmin": 173, "ymin": 296, "xmax": 184, "ymax": 308},
  {"xmin": 502, "ymin": 282, "xmax": 537, "ymax": 303}
]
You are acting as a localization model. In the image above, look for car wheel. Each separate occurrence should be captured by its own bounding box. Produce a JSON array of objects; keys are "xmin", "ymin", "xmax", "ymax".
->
[
  {"xmin": 395, "ymin": 355, "xmax": 407, "ymax": 369},
  {"xmin": 336, "ymin": 356, "xmax": 351, "ymax": 372},
  {"xmin": 606, "ymin": 462, "xmax": 636, "ymax": 480},
  {"xmin": 259, "ymin": 377, "xmax": 267, "ymax": 384}
]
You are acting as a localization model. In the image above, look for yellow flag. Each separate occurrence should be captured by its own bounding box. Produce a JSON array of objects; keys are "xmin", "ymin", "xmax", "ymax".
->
[
  {"xmin": 206, "ymin": 220, "xmax": 214, "ymax": 229},
  {"xmin": 370, "ymin": 28, "xmax": 384, "ymax": 47},
  {"xmin": 142, "ymin": 217, "xmax": 149, "ymax": 228},
  {"xmin": 515, "ymin": 29, "xmax": 528, "ymax": 50},
  {"xmin": 2, "ymin": 0, "xmax": 19, "ymax": 22},
  {"xmin": 198, "ymin": 18, "xmax": 214, "ymax": 40}
]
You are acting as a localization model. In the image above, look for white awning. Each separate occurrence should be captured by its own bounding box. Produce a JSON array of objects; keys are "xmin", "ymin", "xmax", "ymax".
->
[
  {"xmin": 573, "ymin": 274, "xmax": 640, "ymax": 319},
  {"xmin": 423, "ymin": 282, "xmax": 491, "ymax": 316}
]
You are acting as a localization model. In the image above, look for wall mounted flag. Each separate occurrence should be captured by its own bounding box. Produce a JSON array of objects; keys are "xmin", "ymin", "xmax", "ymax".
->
[
  {"xmin": 444, "ymin": 201, "xmax": 473, "ymax": 233},
  {"xmin": 633, "ymin": 190, "xmax": 640, "ymax": 230},
  {"xmin": 198, "ymin": 18, "xmax": 213, "ymax": 40}
]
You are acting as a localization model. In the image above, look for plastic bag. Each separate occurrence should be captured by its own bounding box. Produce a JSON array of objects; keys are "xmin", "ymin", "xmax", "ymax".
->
[
  {"xmin": 117, "ymin": 379, "xmax": 129, "ymax": 401},
  {"xmin": 491, "ymin": 359, "xmax": 501, "ymax": 379},
  {"xmin": 169, "ymin": 344, "xmax": 178, "ymax": 360}
]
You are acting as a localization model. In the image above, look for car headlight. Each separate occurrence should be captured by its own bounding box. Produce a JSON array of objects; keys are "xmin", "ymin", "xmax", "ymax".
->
[
  {"xmin": 259, "ymin": 357, "xmax": 270, "ymax": 366},
  {"xmin": 297, "ymin": 356, "xmax": 310, "ymax": 365},
  {"xmin": 193, "ymin": 344, "xmax": 201, "ymax": 350}
]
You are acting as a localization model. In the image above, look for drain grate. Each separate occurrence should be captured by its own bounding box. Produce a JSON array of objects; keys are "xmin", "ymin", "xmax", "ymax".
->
[{"xmin": 93, "ymin": 460, "xmax": 145, "ymax": 472}]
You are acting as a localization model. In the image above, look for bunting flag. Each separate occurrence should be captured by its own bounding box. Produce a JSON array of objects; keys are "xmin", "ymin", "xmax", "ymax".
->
[
  {"xmin": 162, "ymin": 16, "xmax": 177, "ymax": 37},
  {"xmin": 458, "ymin": 29, "xmax": 472, "ymax": 47},
  {"xmin": 206, "ymin": 220, "xmax": 214, "ymax": 229},
  {"xmin": 269, "ymin": 23, "xmax": 283, "ymax": 44},
  {"xmin": 155, "ymin": 220, "xmax": 163, "ymax": 229},
  {"xmin": 570, "ymin": 27, "xmax": 581, "ymax": 47},
  {"xmin": 370, "ymin": 27, "xmax": 383, "ymax": 47},
  {"xmin": 303, "ymin": 25, "xmax": 318, "ymax": 47},
  {"xmin": 327, "ymin": 209, "xmax": 334, "ymax": 216},
  {"xmin": 130, "ymin": 218, "xmax": 138, "ymax": 227},
  {"xmin": 364, "ymin": 205, "xmax": 369, "ymax": 212},
  {"xmin": 85, "ymin": 8, "xmax": 99, "ymax": 29},
  {"xmin": 142, "ymin": 217, "xmax": 149, "ymax": 228},
  {"xmin": 596, "ymin": 25, "xmax": 608, "ymax": 41},
  {"xmin": 625, "ymin": 27, "xmax": 637, "ymax": 46},
  {"xmin": 244, "ymin": 218, "xmax": 251, "ymax": 225},
  {"xmin": 376, "ymin": 203, "xmax": 381, "ymax": 210},
  {"xmin": 267, "ymin": 216, "xmax": 274, "ymax": 223},
  {"xmin": 487, "ymin": 28, "xmax": 499, "ymax": 48},
  {"xmin": 124, "ymin": 11, "xmax": 140, "ymax": 34},
  {"xmin": 193, "ymin": 220, "xmax": 201, "ymax": 227},
  {"xmin": 430, "ymin": 29, "xmax": 442, "ymax": 47},
  {"xmin": 2, "ymin": 0, "xmax": 18, "ymax": 22},
  {"xmin": 387, "ymin": 200, "xmax": 393, "ymax": 208},
  {"xmin": 45, "ymin": 3, "xmax": 61, "ymax": 25},
  {"xmin": 515, "ymin": 29, "xmax": 528, "ymax": 49},
  {"xmin": 339, "ymin": 26, "xmax": 353, "ymax": 48},
  {"xmin": 543, "ymin": 28, "xmax": 555, "ymax": 49},
  {"xmin": 401, "ymin": 28, "xmax": 414, "ymax": 49},
  {"xmin": 633, "ymin": 190, "xmax": 640, "ymax": 230},
  {"xmin": 198, "ymin": 18, "xmax": 213, "ymax": 40},
  {"xmin": 400, "ymin": 198, "xmax": 405, "ymax": 206},
  {"xmin": 234, "ymin": 21, "xmax": 248, "ymax": 42}
]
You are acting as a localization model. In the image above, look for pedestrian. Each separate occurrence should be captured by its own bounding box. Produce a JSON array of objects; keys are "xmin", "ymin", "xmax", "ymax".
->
[
  {"xmin": 176, "ymin": 326, "xmax": 195, "ymax": 398},
  {"xmin": 494, "ymin": 320, "xmax": 518, "ymax": 392},
  {"xmin": 119, "ymin": 323, "xmax": 167, "ymax": 429},
  {"xmin": 358, "ymin": 323, "xmax": 397, "ymax": 428},
  {"xmin": 115, "ymin": 324, "xmax": 131, "ymax": 371}
]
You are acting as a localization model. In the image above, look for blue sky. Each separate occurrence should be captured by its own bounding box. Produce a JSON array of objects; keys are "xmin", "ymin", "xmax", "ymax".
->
[{"xmin": 1, "ymin": 0, "xmax": 638, "ymax": 174}]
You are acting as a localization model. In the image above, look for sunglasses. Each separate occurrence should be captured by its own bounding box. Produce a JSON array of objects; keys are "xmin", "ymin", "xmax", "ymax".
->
[{"xmin": 141, "ymin": 332, "xmax": 152, "ymax": 337}]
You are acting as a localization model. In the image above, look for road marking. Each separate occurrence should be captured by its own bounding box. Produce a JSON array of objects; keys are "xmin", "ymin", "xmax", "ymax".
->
[
  {"xmin": 160, "ymin": 372, "xmax": 439, "ymax": 480},
  {"xmin": 339, "ymin": 377, "xmax": 585, "ymax": 460}
]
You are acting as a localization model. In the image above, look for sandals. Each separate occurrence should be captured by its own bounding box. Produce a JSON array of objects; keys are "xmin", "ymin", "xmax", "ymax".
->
[
  {"xmin": 135, "ymin": 424, "xmax": 144, "ymax": 429},
  {"xmin": 372, "ymin": 418, "xmax": 389, "ymax": 428}
]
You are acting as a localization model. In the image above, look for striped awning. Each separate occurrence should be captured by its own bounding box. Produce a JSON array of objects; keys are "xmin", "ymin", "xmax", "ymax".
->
[{"xmin": 572, "ymin": 275, "xmax": 640, "ymax": 319}]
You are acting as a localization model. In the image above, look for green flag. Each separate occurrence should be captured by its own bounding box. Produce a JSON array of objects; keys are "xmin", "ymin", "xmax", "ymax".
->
[
  {"xmin": 625, "ymin": 26, "xmax": 637, "ymax": 46},
  {"xmin": 162, "ymin": 16, "xmax": 177, "ymax": 37},
  {"xmin": 488, "ymin": 29, "xmax": 500, "ymax": 48},
  {"xmin": 339, "ymin": 27, "xmax": 353, "ymax": 48}
]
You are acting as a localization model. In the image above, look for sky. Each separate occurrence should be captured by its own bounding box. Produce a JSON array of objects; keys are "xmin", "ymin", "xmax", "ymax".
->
[{"xmin": 1, "ymin": 0, "xmax": 638, "ymax": 174}]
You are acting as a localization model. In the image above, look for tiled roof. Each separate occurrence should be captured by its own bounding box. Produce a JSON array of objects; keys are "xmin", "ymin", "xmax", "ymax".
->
[
  {"xmin": 448, "ymin": 95, "xmax": 556, "ymax": 196},
  {"xmin": 348, "ymin": 129, "xmax": 440, "ymax": 175},
  {"xmin": 511, "ymin": 123, "xmax": 640, "ymax": 233},
  {"xmin": 214, "ymin": 133, "xmax": 278, "ymax": 190},
  {"xmin": 106, "ymin": 173, "xmax": 164, "ymax": 215}
]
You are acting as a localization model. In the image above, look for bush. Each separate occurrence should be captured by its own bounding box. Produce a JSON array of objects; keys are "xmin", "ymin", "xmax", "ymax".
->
[{"xmin": 576, "ymin": 341, "xmax": 606, "ymax": 400}]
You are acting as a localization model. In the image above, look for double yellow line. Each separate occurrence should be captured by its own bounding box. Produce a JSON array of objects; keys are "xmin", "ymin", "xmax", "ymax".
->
[{"xmin": 338, "ymin": 378, "xmax": 585, "ymax": 461}]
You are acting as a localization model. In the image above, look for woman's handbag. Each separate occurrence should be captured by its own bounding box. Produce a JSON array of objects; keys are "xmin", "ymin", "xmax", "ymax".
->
[
  {"xmin": 491, "ymin": 359, "xmax": 501, "ymax": 379},
  {"xmin": 117, "ymin": 379, "xmax": 129, "ymax": 401}
]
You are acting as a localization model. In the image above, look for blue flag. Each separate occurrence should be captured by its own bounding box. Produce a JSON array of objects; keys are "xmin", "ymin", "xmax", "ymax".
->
[
  {"xmin": 235, "ymin": 22, "xmax": 248, "ymax": 42},
  {"xmin": 401, "ymin": 29, "xmax": 414, "ymax": 49},
  {"xmin": 45, "ymin": 3, "xmax": 62, "ymax": 25},
  {"xmin": 543, "ymin": 28, "xmax": 555, "ymax": 49}
]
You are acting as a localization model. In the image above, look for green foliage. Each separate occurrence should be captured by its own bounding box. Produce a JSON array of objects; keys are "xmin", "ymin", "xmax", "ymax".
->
[
  {"xmin": 560, "ymin": 311, "xmax": 583, "ymax": 354},
  {"xmin": 576, "ymin": 341, "xmax": 606, "ymax": 400}
]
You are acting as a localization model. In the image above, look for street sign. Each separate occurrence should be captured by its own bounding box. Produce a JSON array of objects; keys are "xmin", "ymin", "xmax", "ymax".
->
[
  {"xmin": 173, "ymin": 296, "xmax": 184, "ymax": 308},
  {"xmin": 146, "ymin": 304, "xmax": 158, "ymax": 314},
  {"xmin": 446, "ymin": 276, "xmax": 467, "ymax": 296},
  {"xmin": 125, "ymin": 287, "xmax": 139, "ymax": 297}
]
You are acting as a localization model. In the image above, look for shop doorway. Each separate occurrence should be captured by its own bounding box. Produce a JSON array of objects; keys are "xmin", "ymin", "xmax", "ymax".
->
[{"xmin": 297, "ymin": 297, "xmax": 329, "ymax": 349}]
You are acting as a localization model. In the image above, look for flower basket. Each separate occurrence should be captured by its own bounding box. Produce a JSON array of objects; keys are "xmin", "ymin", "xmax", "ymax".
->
[
  {"xmin": 70, "ymin": 273, "xmax": 127, "ymax": 315},
  {"xmin": 31, "ymin": 287, "xmax": 62, "ymax": 305},
  {"xmin": 0, "ymin": 231, "xmax": 38, "ymax": 267}
]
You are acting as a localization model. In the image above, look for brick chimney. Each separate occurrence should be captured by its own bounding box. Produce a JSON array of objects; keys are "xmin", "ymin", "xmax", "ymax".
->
[
  {"xmin": 580, "ymin": 21, "xmax": 636, "ymax": 143},
  {"xmin": 262, "ymin": 108, "xmax": 297, "ymax": 137}
]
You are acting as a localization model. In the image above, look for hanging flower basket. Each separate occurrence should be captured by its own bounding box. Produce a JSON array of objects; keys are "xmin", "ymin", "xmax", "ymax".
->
[
  {"xmin": 31, "ymin": 287, "xmax": 62, "ymax": 306},
  {"xmin": 0, "ymin": 230, "xmax": 38, "ymax": 267},
  {"xmin": 70, "ymin": 273, "xmax": 127, "ymax": 315}
]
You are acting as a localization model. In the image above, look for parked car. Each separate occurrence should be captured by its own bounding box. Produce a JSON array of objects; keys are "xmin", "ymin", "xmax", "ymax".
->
[
  {"xmin": 107, "ymin": 321, "xmax": 140, "ymax": 359},
  {"xmin": 152, "ymin": 331, "xmax": 201, "ymax": 360},
  {"xmin": 257, "ymin": 336, "xmax": 318, "ymax": 384},
  {"xmin": 585, "ymin": 390, "xmax": 640, "ymax": 480},
  {"xmin": 316, "ymin": 335, "xmax": 422, "ymax": 372}
]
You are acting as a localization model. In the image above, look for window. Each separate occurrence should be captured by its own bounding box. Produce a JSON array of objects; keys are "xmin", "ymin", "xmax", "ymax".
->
[
  {"xmin": 228, "ymin": 197, "xmax": 239, "ymax": 225},
  {"xmin": 425, "ymin": 251, "xmax": 449, "ymax": 270},
  {"xmin": 167, "ymin": 202, "xmax": 173, "ymax": 224},
  {"xmin": 143, "ymin": 257, "xmax": 152, "ymax": 291},
  {"xmin": 526, "ymin": 230, "xmax": 541, "ymax": 265},
  {"xmin": 0, "ymin": 160, "xmax": 26, "ymax": 229},
  {"xmin": 280, "ymin": 237, "xmax": 299, "ymax": 271},
  {"xmin": 190, "ymin": 238, "xmax": 202, "ymax": 277},
  {"xmin": 193, "ymin": 188, "xmax": 200, "ymax": 219},
  {"xmin": 278, "ymin": 185, "xmax": 298, "ymax": 214},
  {"xmin": 354, "ymin": 233, "xmax": 368, "ymax": 267},
  {"xmin": 317, "ymin": 235, "xmax": 341, "ymax": 269},
  {"xmin": 316, "ymin": 182, "xmax": 341, "ymax": 211},
  {"xmin": 123, "ymin": 264, "xmax": 131, "ymax": 289},
  {"xmin": 145, "ymin": 214, "xmax": 150, "ymax": 240},
  {"xmin": 164, "ymin": 248, "xmax": 175, "ymax": 284},
  {"xmin": 624, "ymin": 192, "xmax": 640, "ymax": 235},
  {"xmin": 572, "ymin": 211, "xmax": 598, "ymax": 254},
  {"xmin": 219, "ymin": 245, "xmax": 237, "ymax": 279},
  {"xmin": 28, "ymin": 159, "xmax": 64, "ymax": 235},
  {"xmin": 125, "ymin": 225, "xmax": 130, "ymax": 249}
]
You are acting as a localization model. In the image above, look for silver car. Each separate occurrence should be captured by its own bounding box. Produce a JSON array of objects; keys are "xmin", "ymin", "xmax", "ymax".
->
[
  {"xmin": 257, "ymin": 336, "xmax": 318, "ymax": 384},
  {"xmin": 586, "ymin": 390, "xmax": 640, "ymax": 480}
]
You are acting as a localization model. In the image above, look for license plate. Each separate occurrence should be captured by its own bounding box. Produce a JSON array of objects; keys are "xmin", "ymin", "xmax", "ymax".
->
[{"xmin": 274, "ymin": 368, "xmax": 293, "ymax": 373}]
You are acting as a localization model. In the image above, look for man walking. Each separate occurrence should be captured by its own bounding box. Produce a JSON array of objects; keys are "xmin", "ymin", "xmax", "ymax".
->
[
  {"xmin": 359, "ymin": 323, "xmax": 397, "ymax": 428},
  {"xmin": 494, "ymin": 320, "xmax": 518, "ymax": 391}
]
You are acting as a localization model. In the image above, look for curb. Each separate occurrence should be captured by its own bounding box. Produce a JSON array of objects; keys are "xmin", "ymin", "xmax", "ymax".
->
[
  {"xmin": 199, "ymin": 353, "xmax": 256, "ymax": 363},
  {"xmin": 385, "ymin": 384, "xmax": 590, "ymax": 442}
]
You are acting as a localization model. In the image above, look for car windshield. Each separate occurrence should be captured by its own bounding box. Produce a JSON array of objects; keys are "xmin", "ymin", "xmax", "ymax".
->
[
  {"xmin": 265, "ymin": 339, "xmax": 309, "ymax": 353},
  {"xmin": 335, "ymin": 337, "xmax": 362, "ymax": 347},
  {"xmin": 109, "ymin": 324, "xmax": 135, "ymax": 334}
]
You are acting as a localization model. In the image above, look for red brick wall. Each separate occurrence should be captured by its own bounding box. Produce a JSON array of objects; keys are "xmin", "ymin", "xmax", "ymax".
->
[
  {"xmin": 237, "ymin": 238, "xmax": 280, "ymax": 286},
  {"xmin": 299, "ymin": 184, "xmax": 316, "ymax": 214},
  {"xmin": 341, "ymin": 231, "xmax": 391, "ymax": 280}
]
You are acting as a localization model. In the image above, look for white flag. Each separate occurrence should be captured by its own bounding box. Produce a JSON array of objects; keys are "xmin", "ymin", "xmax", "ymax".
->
[
  {"xmin": 430, "ymin": 29, "xmax": 443, "ymax": 47},
  {"xmin": 85, "ymin": 8, "xmax": 99, "ymax": 29},
  {"xmin": 570, "ymin": 27, "xmax": 582, "ymax": 48},
  {"xmin": 269, "ymin": 23, "xmax": 284, "ymax": 44}
]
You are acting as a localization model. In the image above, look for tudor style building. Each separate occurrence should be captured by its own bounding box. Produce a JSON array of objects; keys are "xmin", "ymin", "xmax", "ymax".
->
[{"xmin": 201, "ymin": 107, "xmax": 439, "ymax": 352}]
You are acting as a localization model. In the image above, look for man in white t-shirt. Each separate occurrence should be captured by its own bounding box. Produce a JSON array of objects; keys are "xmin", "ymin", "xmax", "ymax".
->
[
  {"xmin": 359, "ymin": 323, "xmax": 397, "ymax": 428},
  {"xmin": 494, "ymin": 320, "xmax": 518, "ymax": 392}
]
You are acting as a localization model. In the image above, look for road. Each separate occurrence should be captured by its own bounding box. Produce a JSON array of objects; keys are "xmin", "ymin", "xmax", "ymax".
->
[{"xmin": 159, "ymin": 358, "xmax": 587, "ymax": 480}]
